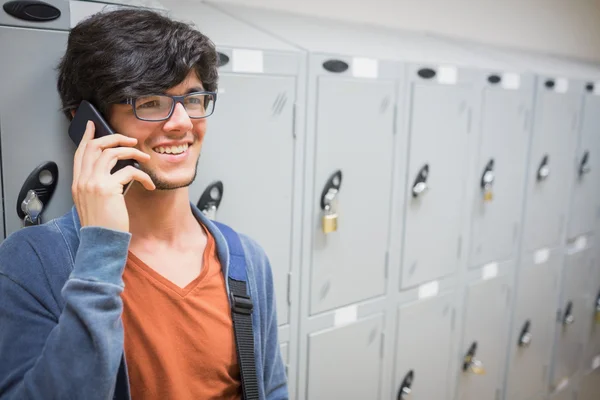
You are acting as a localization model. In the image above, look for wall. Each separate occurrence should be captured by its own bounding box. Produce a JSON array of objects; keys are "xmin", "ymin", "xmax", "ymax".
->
[{"xmin": 207, "ymin": 0, "xmax": 600, "ymax": 63}]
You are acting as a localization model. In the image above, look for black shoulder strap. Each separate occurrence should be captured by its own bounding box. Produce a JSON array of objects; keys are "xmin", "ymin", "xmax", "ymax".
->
[{"xmin": 212, "ymin": 221, "xmax": 260, "ymax": 400}]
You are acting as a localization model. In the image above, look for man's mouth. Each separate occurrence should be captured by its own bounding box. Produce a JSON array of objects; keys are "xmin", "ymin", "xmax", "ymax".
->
[{"xmin": 153, "ymin": 143, "xmax": 189, "ymax": 155}]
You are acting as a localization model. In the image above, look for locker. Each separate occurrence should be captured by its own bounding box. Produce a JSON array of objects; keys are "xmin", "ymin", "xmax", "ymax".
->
[
  {"xmin": 578, "ymin": 368, "xmax": 600, "ymax": 400},
  {"xmin": 567, "ymin": 93, "xmax": 600, "ymax": 239},
  {"xmin": 548, "ymin": 385, "xmax": 575, "ymax": 400},
  {"xmin": 306, "ymin": 315, "xmax": 384, "ymax": 400},
  {"xmin": 468, "ymin": 76, "xmax": 534, "ymax": 268},
  {"xmin": 506, "ymin": 250, "xmax": 561, "ymax": 400},
  {"xmin": 401, "ymin": 76, "xmax": 473, "ymax": 288},
  {"xmin": 582, "ymin": 261, "xmax": 600, "ymax": 374},
  {"xmin": 457, "ymin": 273, "xmax": 511, "ymax": 400},
  {"xmin": 0, "ymin": 9, "xmax": 74, "ymax": 239},
  {"xmin": 163, "ymin": 0, "xmax": 306, "ymax": 328},
  {"xmin": 551, "ymin": 246, "xmax": 594, "ymax": 387},
  {"xmin": 393, "ymin": 292, "xmax": 455, "ymax": 400}
]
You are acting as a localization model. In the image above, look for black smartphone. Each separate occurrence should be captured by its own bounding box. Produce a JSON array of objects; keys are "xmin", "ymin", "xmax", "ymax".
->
[{"xmin": 68, "ymin": 100, "xmax": 139, "ymax": 192}]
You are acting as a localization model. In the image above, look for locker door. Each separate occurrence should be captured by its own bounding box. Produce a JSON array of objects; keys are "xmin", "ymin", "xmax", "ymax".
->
[
  {"xmin": 310, "ymin": 77, "xmax": 395, "ymax": 315},
  {"xmin": 567, "ymin": 94, "xmax": 600, "ymax": 239},
  {"xmin": 549, "ymin": 386, "xmax": 575, "ymax": 400},
  {"xmin": 469, "ymin": 88, "xmax": 531, "ymax": 267},
  {"xmin": 0, "ymin": 27, "xmax": 74, "ymax": 238},
  {"xmin": 578, "ymin": 368, "xmax": 600, "ymax": 400},
  {"xmin": 506, "ymin": 252, "xmax": 560, "ymax": 400},
  {"xmin": 393, "ymin": 293, "xmax": 454, "ymax": 400},
  {"xmin": 552, "ymin": 247, "xmax": 593, "ymax": 386},
  {"xmin": 306, "ymin": 314, "xmax": 384, "ymax": 400},
  {"xmin": 402, "ymin": 83, "xmax": 471, "ymax": 289},
  {"xmin": 457, "ymin": 275, "xmax": 511, "ymax": 400},
  {"xmin": 191, "ymin": 74, "xmax": 296, "ymax": 326},
  {"xmin": 522, "ymin": 89, "xmax": 580, "ymax": 253}
]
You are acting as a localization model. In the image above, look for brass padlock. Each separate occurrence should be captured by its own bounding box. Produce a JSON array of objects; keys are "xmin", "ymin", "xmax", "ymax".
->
[
  {"xmin": 483, "ymin": 185, "xmax": 493, "ymax": 202},
  {"xmin": 320, "ymin": 170, "xmax": 342, "ymax": 234},
  {"xmin": 322, "ymin": 208, "xmax": 338, "ymax": 234},
  {"xmin": 463, "ymin": 342, "xmax": 486, "ymax": 375},
  {"xmin": 481, "ymin": 159, "xmax": 494, "ymax": 202}
]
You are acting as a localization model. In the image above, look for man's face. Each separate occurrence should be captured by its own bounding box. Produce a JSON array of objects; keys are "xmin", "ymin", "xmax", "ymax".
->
[{"xmin": 109, "ymin": 70, "xmax": 207, "ymax": 190}]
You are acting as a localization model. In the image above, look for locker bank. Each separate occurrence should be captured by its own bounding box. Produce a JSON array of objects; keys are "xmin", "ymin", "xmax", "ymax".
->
[{"xmin": 1, "ymin": 0, "xmax": 599, "ymax": 399}]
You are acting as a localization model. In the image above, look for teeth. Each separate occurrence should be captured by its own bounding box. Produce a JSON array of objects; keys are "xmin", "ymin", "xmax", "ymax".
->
[{"xmin": 154, "ymin": 143, "xmax": 188, "ymax": 155}]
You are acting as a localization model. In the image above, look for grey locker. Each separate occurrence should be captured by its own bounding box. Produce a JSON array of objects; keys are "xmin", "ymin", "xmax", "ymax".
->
[
  {"xmin": 401, "ymin": 80, "xmax": 472, "ymax": 288},
  {"xmin": 0, "ymin": 25, "xmax": 74, "ymax": 238},
  {"xmin": 582, "ymin": 261, "xmax": 600, "ymax": 374},
  {"xmin": 469, "ymin": 81, "xmax": 533, "ymax": 268},
  {"xmin": 310, "ymin": 76, "xmax": 395, "ymax": 314},
  {"xmin": 457, "ymin": 274, "xmax": 511, "ymax": 400},
  {"xmin": 578, "ymin": 368, "xmax": 600, "ymax": 400},
  {"xmin": 306, "ymin": 315, "xmax": 384, "ymax": 400},
  {"xmin": 192, "ymin": 73, "xmax": 297, "ymax": 326},
  {"xmin": 506, "ymin": 251, "xmax": 560, "ymax": 400},
  {"xmin": 393, "ymin": 292, "xmax": 455, "ymax": 399},
  {"xmin": 567, "ymin": 94, "xmax": 600, "ymax": 239},
  {"xmin": 521, "ymin": 82, "xmax": 581, "ymax": 253},
  {"xmin": 548, "ymin": 386, "xmax": 575, "ymax": 400},
  {"xmin": 552, "ymin": 247, "xmax": 594, "ymax": 387}
]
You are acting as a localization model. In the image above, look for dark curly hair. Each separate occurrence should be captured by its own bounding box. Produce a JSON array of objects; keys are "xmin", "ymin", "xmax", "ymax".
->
[{"xmin": 57, "ymin": 8, "xmax": 219, "ymax": 120}]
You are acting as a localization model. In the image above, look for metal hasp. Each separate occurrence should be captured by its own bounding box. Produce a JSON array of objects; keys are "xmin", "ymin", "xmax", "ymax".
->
[
  {"xmin": 518, "ymin": 320, "xmax": 532, "ymax": 348},
  {"xmin": 412, "ymin": 164, "xmax": 429, "ymax": 198},
  {"xmin": 480, "ymin": 158, "xmax": 495, "ymax": 202},
  {"xmin": 320, "ymin": 170, "xmax": 342, "ymax": 234},
  {"xmin": 536, "ymin": 154, "xmax": 550, "ymax": 182},
  {"xmin": 463, "ymin": 341, "xmax": 486, "ymax": 375},
  {"xmin": 578, "ymin": 150, "xmax": 591, "ymax": 178},
  {"xmin": 397, "ymin": 370, "xmax": 414, "ymax": 400},
  {"xmin": 3, "ymin": 0, "xmax": 60, "ymax": 22},
  {"xmin": 16, "ymin": 161, "xmax": 58, "ymax": 227},
  {"xmin": 562, "ymin": 301, "xmax": 575, "ymax": 326},
  {"xmin": 197, "ymin": 180, "xmax": 224, "ymax": 220}
]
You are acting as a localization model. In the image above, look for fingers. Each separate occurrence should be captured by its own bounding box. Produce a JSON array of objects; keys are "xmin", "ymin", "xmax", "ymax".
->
[
  {"xmin": 72, "ymin": 120, "xmax": 96, "ymax": 199},
  {"xmin": 112, "ymin": 166, "xmax": 156, "ymax": 191},
  {"xmin": 95, "ymin": 147, "xmax": 151, "ymax": 174},
  {"xmin": 78, "ymin": 133, "xmax": 139, "ymax": 183}
]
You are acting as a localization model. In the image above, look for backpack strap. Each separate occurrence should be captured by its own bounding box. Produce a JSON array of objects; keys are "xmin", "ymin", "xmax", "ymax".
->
[{"xmin": 211, "ymin": 221, "xmax": 260, "ymax": 400}]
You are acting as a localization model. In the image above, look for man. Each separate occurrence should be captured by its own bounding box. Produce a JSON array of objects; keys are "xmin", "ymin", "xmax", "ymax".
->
[{"xmin": 0, "ymin": 7, "xmax": 288, "ymax": 400}]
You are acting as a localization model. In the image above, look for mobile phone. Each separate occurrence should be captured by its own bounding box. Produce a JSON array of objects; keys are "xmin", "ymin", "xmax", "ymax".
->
[{"xmin": 68, "ymin": 100, "xmax": 139, "ymax": 193}]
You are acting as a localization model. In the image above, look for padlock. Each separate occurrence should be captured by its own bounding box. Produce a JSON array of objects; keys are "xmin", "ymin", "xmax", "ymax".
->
[
  {"xmin": 483, "ymin": 185, "xmax": 493, "ymax": 202},
  {"xmin": 322, "ymin": 208, "xmax": 338, "ymax": 234},
  {"xmin": 463, "ymin": 342, "xmax": 486, "ymax": 375},
  {"xmin": 320, "ymin": 170, "xmax": 342, "ymax": 234},
  {"xmin": 21, "ymin": 190, "xmax": 43, "ymax": 226},
  {"xmin": 481, "ymin": 159, "xmax": 494, "ymax": 202}
]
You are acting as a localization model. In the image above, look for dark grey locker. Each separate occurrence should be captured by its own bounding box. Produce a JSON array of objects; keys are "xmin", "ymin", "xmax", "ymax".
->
[
  {"xmin": 0, "ymin": 26, "xmax": 74, "ymax": 238},
  {"xmin": 521, "ymin": 83, "xmax": 581, "ymax": 253},
  {"xmin": 401, "ymin": 81, "xmax": 472, "ymax": 288},
  {"xmin": 191, "ymin": 73, "xmax": 297, "ymax": 326},
  {"xmin": 552, "ymin": 247, "xmax": 594, "ymax": 387},
  {"xmin": 505, "ymin": 251, "xmax": 560, "ymax": 400},
  {"xmin": 469, "ymin": 82, "xmax": 533, "ymax": 268},
  {"xmin": 306, "ymin": 314, "xmax": 384, "ymax": 400},
  {"xmin": 310, "ymin": 77, "xmax": 395, "ymax": 315},
  {"xmin": 567, "ymin": 94, "xmax": 600, "ymax": 240},
  {"xmin": 393, "ymin": 292, "xmax": 455, "ymax": 399},
  {"xmin": 457, "ymin": 274, "xmax": 511, "ymax": 400}
]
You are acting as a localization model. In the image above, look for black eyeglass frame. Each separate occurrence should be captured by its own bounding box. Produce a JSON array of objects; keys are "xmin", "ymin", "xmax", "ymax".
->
[{"xmin": 119, "ymin": 91, "xmax": 218, "ymax": 122}]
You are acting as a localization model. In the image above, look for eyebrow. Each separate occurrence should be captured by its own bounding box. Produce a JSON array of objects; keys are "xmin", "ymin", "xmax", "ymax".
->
[{"xmin": 186, "ymin": 86, "xmax": 205, "ymax": 94}]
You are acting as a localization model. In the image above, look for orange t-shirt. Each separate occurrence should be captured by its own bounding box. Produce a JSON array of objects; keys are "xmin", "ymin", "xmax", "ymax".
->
[{"xmin": 121, "ymin": 227, "xmax": 242, "ymax": 400}]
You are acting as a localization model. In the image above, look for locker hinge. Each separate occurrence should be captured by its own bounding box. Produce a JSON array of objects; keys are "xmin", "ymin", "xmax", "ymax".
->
[
  {"xmin": 287, "ymin": 272, "xmax": 292, "ymax": 306},
  {"xmin": 384, "ymin": 251, "xmax": 389, "ymax": 280},
  {"xmin": 292, "ymin": 103, "xmax": 297, "ymax": 139},
  {"xmin": 392, "ymin": 104, "xmax": 399, "ymax": 135},
  {"xmin": 380, "ymin": 332, "xmax": 385, "ymax": 358},
  {"xmin": 457, "ymin": 236, "xmax": 462, "ymax": 259}
]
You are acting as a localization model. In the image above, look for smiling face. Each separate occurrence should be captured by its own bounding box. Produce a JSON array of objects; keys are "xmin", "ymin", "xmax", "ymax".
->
[{"xmin": 108, "ymin": 71, "xmax": 207, "ymax": 191}]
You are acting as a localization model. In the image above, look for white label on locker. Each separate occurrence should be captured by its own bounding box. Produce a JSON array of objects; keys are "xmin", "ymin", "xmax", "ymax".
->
[
  {"xmin": 534, "ymin": 248, "xmax": 550, "ymax": 264},
  {"xmin": 554, "ymin": 78, "xmax": 569, "ymax": 93},
  {"xmin": 437, "ymin": 66, "xmax": 458, "ymax": 84},
  {"xmin": 592, "ymin": 355, "xmax": 600, "ymax": 370},
  {"xmin": 502, "ymin": 73, "xmax": 521, "ymax": 90},
  {"xmin": 482, "ymin": 262, "xmax": 499, "ymax": 280},
  {"xmin": 334, "ymin": 305, "xmax": 358, "ymax": 327},
  {"xmin": 574, "ymin": 235, "xmax": 587, "ymax": 251},
  {"xmin": 352, "ymin": 57, "xmax": 378, "ymax": 78},
  {"xmin": 418, "ymin": 281, "xmax": 439, "ymax": 299},
  {"xmin": 232, "ymin": 49, "xmax": 263, "ymax": 73}
]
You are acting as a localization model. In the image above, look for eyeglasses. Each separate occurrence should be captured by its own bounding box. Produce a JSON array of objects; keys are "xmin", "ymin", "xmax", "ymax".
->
[{"xmin": 121, "ymin": 91, "xmax": 217, "ymax": 121}]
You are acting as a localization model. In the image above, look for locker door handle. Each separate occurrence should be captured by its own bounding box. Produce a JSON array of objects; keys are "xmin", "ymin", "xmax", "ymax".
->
[
  {"xmin": 480, "ymin": 158, "xmax": 495, "ymax": 202},
  {"xmin": 463, "ymin": 341, "xmax": 486, "ymax": 375},
  {"xmin": 397, "ymin": 370, "xmax": 414, "ymax": 400},
  {"xmin": 579, "ymin": 150, "xmax": 591, "ymax": 178},
  {"xmin": 563, "ymin": 301, "xmax": 575, "ymax": 326},
  {"xmin": 16, "ymin": 161, "xmax": 59, "ymax": 227},
  {"xmin": 537, "ymin": 154, "xmax": 550, "ymax": 182},
  {"xmin": 595, "ymin": 290, "xmax": 600, "ymax": 324},
  {"xmin": 518, "ymin": 320, "xmax": 532, "ymax": 347},
  {"xmin": 412, "ymin": 164, "xmax": 429, "ymax": 197},
  {"xmin": 320, "ymin": 170, "xmax": 342, "ymax": 234},
  {"xmin": 197, "ymin": 181, "xmax": 224, "ymax": 220}
]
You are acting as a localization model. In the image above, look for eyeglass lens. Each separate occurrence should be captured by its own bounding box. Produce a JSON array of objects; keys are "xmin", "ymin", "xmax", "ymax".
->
[{"xmin": 134, "ymin": 93, "xmax": 215, "ymax": 120}]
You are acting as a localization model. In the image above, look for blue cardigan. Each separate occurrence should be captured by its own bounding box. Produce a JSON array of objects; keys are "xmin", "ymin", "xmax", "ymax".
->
[{"xmin": 0, "ymin": 204, "xmax": 288, "ymax": 399}]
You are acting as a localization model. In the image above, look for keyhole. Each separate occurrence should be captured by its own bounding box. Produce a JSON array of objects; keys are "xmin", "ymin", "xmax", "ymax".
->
[{"xmin": 39, "ymin": 169, "xmax": 53, "ymax": 185}]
